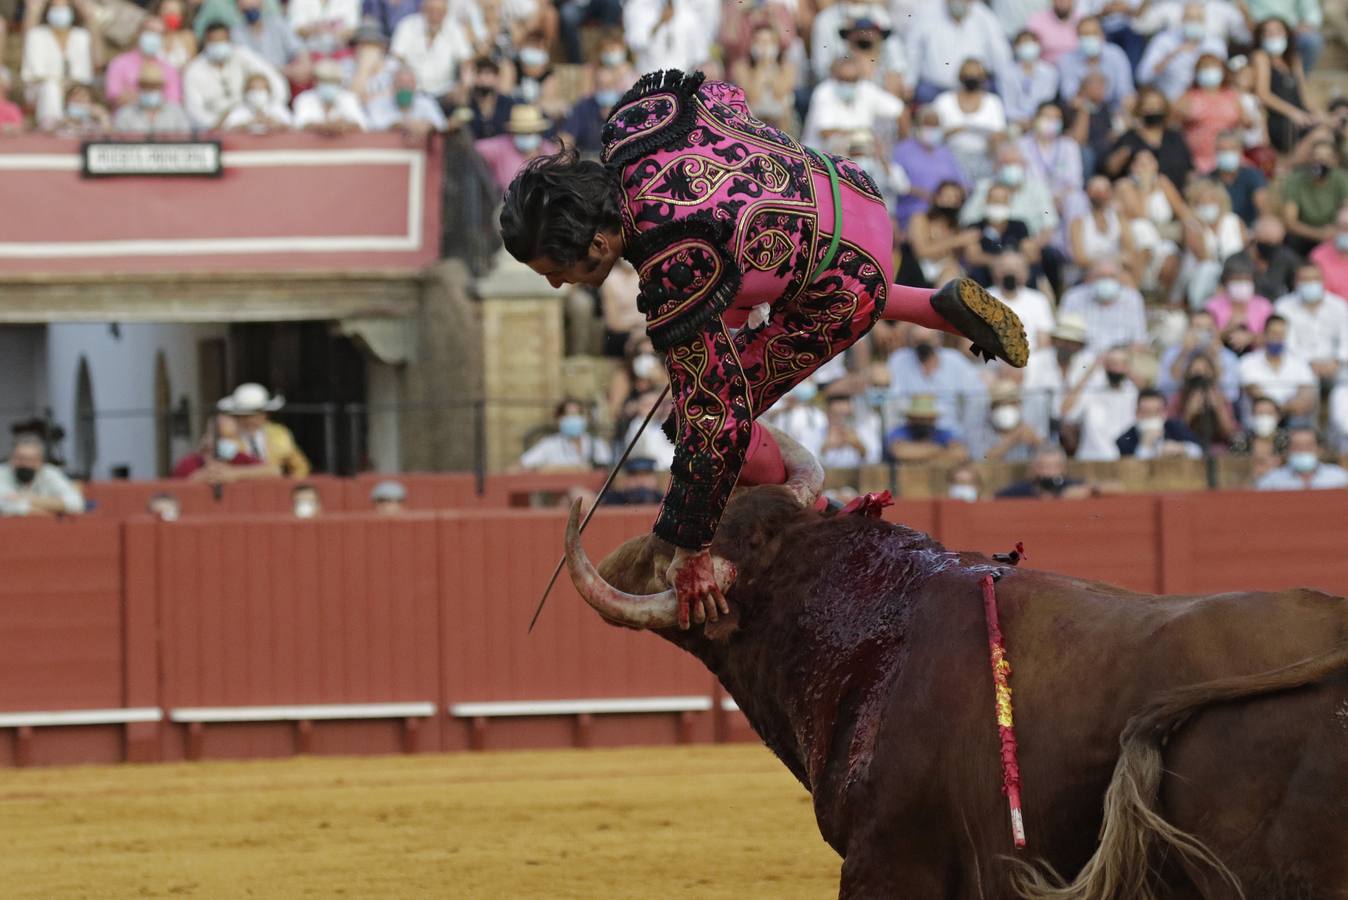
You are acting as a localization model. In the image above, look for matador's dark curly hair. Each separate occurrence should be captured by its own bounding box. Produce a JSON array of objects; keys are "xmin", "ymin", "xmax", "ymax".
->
[{"xmin": 499, "ymin": 147, "xmax": 623, "ymax": 266}]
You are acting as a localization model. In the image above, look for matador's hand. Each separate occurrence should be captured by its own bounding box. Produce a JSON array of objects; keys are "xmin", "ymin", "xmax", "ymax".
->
[{"xmin": 665, "ymin": 547, "xmax": 734, "ymax": 631}]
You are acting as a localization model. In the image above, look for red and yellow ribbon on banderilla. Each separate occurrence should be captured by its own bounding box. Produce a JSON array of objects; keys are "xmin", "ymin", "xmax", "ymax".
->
[{"xmin": 981, "ymin": 573, "xmax": 1026, "ymax": 850}]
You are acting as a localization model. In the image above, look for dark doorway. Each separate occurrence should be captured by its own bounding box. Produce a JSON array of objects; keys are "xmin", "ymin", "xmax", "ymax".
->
[{"xmin": 230, "ymin": 322, "xmax": 368, "ymax": 474}]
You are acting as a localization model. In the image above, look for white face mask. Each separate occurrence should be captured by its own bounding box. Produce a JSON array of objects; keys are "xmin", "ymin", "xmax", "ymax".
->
[
  {"xmin": 990, "ymin": 405, "xmax": 1021, "ymax": 431},
  {"xmin": 948, "ymin": 483, "xmax": 979, "ymax": 502},
  {"xmin": 632, "ymin": 353, "xmax": 660, "ymax": 379},
  {"xmin": 1227, "ymin": 280, "xmax": 1254, "ymax": 301},
  {"xmin": 1250, "ymin": 413, "xmax": 1279, "ymax": 437},
  {"xmin": 1197, "ymin": 203, "xmax": 1221, "ymax": 223},
  {"xmin": 513, "ymin": 133, "xmax": 542, "ymax": 154},
  {"xmin": 985, "ymin": 204, "xmax": 1011, "ymax": 223},
  {"xmin": 1137, "ymin": 416, "xmax": 1165, "ymax": 437},
  {"xmin": 294, "ymin": 499, "xmax": 319, "ymax": 519},
  {"xmin": 246, "ymin": 88, "xmax": 270, "ymax": 110}
]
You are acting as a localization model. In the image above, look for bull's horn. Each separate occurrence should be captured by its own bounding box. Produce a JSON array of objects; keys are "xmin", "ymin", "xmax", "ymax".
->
[
  {"xmin": 763, "ymin": 422, "xmax": 824, "ymax": 509},
  {"xmin": 563, "ymin": 499, "xmax": 679, "ymax": 630}
]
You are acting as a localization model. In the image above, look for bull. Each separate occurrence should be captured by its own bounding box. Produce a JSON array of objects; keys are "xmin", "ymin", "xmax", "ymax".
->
[{"xmin": 563, "ymin": 481, "xmax": 1348, "ymax": 898}]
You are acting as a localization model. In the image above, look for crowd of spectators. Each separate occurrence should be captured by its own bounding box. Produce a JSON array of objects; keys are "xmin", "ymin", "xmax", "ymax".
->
[{"xmin": 480, "ymin": 0, "xmax": 1348, "ymax": 498}]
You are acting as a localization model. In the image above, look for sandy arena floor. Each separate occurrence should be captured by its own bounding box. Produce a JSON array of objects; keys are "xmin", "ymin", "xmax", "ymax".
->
[{"xmin": 0, "ymin": 745, "xmax": 838, "ymax": 899}]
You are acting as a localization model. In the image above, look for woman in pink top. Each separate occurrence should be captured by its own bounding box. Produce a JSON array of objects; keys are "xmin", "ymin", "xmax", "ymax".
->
[
  {"xmin": 1205, "ymin": 257, "xmax": 1273, "ymax": 353},
  {"xmin": 1174, "ymin": 54, "xmax": 1249, "ymax": 174}
]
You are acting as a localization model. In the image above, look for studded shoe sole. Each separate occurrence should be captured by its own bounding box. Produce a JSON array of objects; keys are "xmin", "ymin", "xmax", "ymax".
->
[{"xmin": 930, "ymin": 278, "xmax": 1030, "ymax": 368}]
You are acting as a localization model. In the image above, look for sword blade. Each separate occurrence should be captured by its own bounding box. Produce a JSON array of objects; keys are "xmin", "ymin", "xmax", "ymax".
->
[{"xmin": 527, "ymin": 382, "xmax": 671, "ymax": 633}]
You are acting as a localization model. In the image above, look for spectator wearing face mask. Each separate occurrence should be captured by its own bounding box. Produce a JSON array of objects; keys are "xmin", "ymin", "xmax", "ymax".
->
[
  {"xmin": 562, "ymin": 55, "xmax": 626, "ymax": 156},
  {"xmin": 1136, "ymin": 2, "xmax": 1228, "ymax": 102},
  {"xmin": 1282, "ymin": 139, "xmax": 1348, "ymax": 256},
  {"xmin": 609, "ymin": 335, "xmax": 667, "ymax": 434},
  {"xmin": 1104, "ymin": 88, "xmax": 1194, "ymax": 188},
  {"xmin": 892, "ymin": 108, "xmax": 968, "ymax": 228},
  {"xmin": 974, "ymin": 381, "xmax": 1044, "ymax": 462},
  {"xmin": 1018, "ymin": 102, "xmax": 1082, "ymax": 211},
  {"xmin": 0, "ymin": 434, "xmax": 84, "ymax": 517},
  {"xmin": 511, "ymin": 31, "xmax": 568, "ymax": 122},
  {"xmin": 476, "ymin": 104, "xmax": 558, "ymax": 194},
  {"xmin": 1229, "ymin": 394, "xmax": 1289, "ymax": 454},
  {"xmin": 996, "ymin": 443, "xmax": 1098, "ymax": 498},
  {"xmin": 1210, "ymin": 131, "xmax": 1268, "ymax": 224},
  {"xmin": 184, "ymin": 21, "xmax": 290, "ymax": 129},
  {"xmin": 1247, "ymin": 0, "xmax": 1326, "ymax": 72},
  {"xmin": 1058, "ymin": 17, "xmax": 1134, "ymax": 116},
  {"xmin": 1256, "ymin": 426, "xmax": 1348, "ymax": 489},
  {"xmin": 1026, "ymin": 0, "xmax": 1081, "ymax": 64},
  {"xmin": 346, "ymin": 18, "xmax": 398, "ymax": 104},
  {"xmin": 1000, "ymin": 34, "xmax": 1059, "ymax": 131},
  {"xmin": 1274, "ymin": 262, "xmax": 1348, "ymax": 387},
  {"xmin": 106, "ymin": 16, "xmax": 184, "ymax": 109},
  {"xmin": 930, "ymin": 58, "xmax": 1005, "ymax": 183},
  {"xmin": 49, "ymin": 83, "xmax": 110, "ymax": 136},
  {"xmin": 1247, "ymin": 215, "xmax": 1303, "ymax": 299},
  {"xmin": 1251, "ymin": 17, "xmax": 1317, "ymax": 154},
  {"xmin": 1240, "ymin": 313, "xmax": 1318, "ymax": 416},
  {"xmin": 233, "ymin": 0, "xmax": 310, "ymax": 83},
  {"xmin": 22, "ymin": 0, "xmax": 95, "ymax": 127},
  {"xmin": 838, "ymin": 14, "xmax": 910, "ymax": 101},
  {"xmin": 367, "ymin": 66, "xmax": 446, "ymax": 134},
  {"xmin": 1180, "ymin": 178, "xmax": 1247, "ymax": 308},
  {"xmin": 1176, "ymin": 58, "xmax": 1248, "ymax": 175},
  {"xmin": 906, "ymin": 180, "xmax": 979, "ymax": 288},
  {"xmin": 1115, "ymin": 147, "xmax": 1187, "ymax": 299},
  {"xmin": 844, "ymin": 130, "xmax": 910, "ymax": 215},
  {"xmin": 726, "ymin": 23, "xmax": 798, "ymax": 134},
  {"xmin": 1060, "ymin": 261, "xmax": 1149, "ymax": 354},
  {"xmin": 1207, "ymin": 256, "xmax": 1275, "ymax": 344},
  {"xmin": 585, "ymin": 35, "xmax": 637, "ymax": 92},
  {"xmin": 390, "ymin": 0, "xmax": 474, "ymax": 101},
  {"xmin": 885, "ymin": 394, "xmax": 968, "ymax": 464},
  {"xmin": 1309, "ymin": 206, "xmax": 1348, "ymax": 298},
  {"xmin": 1065, "ymin": 70, "xmax": 1118, "ymax": 177},
  {"xmin": 718, "ymin": 0, "xmax": 797, "ymax": 72},
  {"xmin": 1167, "ymin": 352, "xmax": 1240, "ymax": 448},
  {"xmin": 905, "ymin": 0, "xmax": 1012, "ymax": 105},
  {"xmin": 961, "ymin": 144, "xmax": 1061, "ymax": 246},
  {"xmin": 289, "ymin": 0, "xmax": 360, "ymax": 58},
  {"xmin": 887, "ymin": 327, "xmax": 986, "ymax": 434},
  {"xmin": 989, "ymin": 252, "xmax": 1055, "ymax": 349},
  {"xmin": 222, "ymin": 72, "xmax": 295, "ymax": 131},
  {"xmin": 292, "ymin": 484, "xmax": 323, "ymax": 518},
  {"xmin": 159, "ymin": 0, "xmax": 198, "ymax": 70},
  {"xmin": 113, "ymin": 62, "xmax": 192, "ymax": 134},
  {"xmin": 966, "ymin": 184, "xmax": 1039, "ymax": 287},
  {"xmin": 622, "ymin": 0, "xmax": 719, "ymax": 74},
  {"xmin": 172, "ymin": 413, "xmax": 268, "ymax": 481},
  {"xmin": 1070, "ymin": 176, "xmax": 1137, "ymax": 273},
  {"xmin": 1023, "ymin": 313, "xmax": 1096, "ymax": 428},
  {"xmin": 819, "ymin": 394, "xmax": 882, "ymax": 468},
  {"xmin": 516, "ymin": 398, "xmax": 613, "ymax": 471},
  {"xmin": 1061, "ymin": 345, "xmax": 1139, "ymax": 461},
  {"xmin": 457, "ymin": 57, "xmax": 514, "ymax": 140},
  {"xmin": 218, "ymin": 383, "xmax": 311, "ymax": 477},
  {"xmin": 945, "ymin": 461, "xmax": 983, "ymax": 501},
  {"xmin": 803, "ymin": 57, "xmax": 905, "ymax": 149},
  {"xmin": 147, "ymin": 492, "xmax": 182, "ymax": 522},
  {"xmin": 370, "ymin": 479, "xmax": 406, "ymax": 514},
  {"xmin": 295, "ymin": 59, "xmax": 369, "ymax": 133},
  {"xmin": 619, "ymin": 388, "xmax": 676, "ymax": 471},
  {"xmin": 1116, "ymin": 388, "xmax": 1204, "ymax": 459},
  {"xmin": 1135, "ymin": 0, "xmax": 1250, "ymax": 43},
  {"xmin": 1158, "ymin": 308, "xmax": 1242, "ymax": 401},
  {"xmin": 763, "ymin": 380, "xmax": 830, "ymax": 458}
]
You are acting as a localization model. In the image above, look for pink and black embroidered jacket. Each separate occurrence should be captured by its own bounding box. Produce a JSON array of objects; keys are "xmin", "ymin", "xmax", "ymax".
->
[{"xmin": 602, "ymin": 69, "xmax": 886, "ymax": 550}]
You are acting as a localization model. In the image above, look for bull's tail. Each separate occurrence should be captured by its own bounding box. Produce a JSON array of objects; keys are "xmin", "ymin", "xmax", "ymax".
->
[{"xmin": 1010, "ymin": 640, "xmax": 1348, "ymax": 900}]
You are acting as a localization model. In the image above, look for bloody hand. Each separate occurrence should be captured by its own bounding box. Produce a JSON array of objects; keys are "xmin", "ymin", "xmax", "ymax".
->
[{"xmin": 665, "ymin": 547, "xmax": 732, "ymax": 631}]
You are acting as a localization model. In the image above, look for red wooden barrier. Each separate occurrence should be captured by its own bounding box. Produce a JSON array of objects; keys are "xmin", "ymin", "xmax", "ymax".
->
[{"xmin": 3, "ymin": 489, "xmax": 1348, "ymax": 766}]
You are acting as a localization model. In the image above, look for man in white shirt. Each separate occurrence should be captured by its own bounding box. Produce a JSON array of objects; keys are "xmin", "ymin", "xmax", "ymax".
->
[
  {"xmin": 1062, "ymin": 344, "xmax": 1139, "ymax": 461},
  {"xmin": 183, "ymin": 21, "xmax": 289, "ymax": 129},
  {"xmin": 294, "ymin": 58, "xmax": 369, "ymax": 132},
  {"xmin": 367, "ymin": 66, "xmax": 446, "ymax": 134},
  {"xmin": 803, "ymin": 57, "xmax": 905, "ymax": 148},
  {"xmin": 1273, "ymin": 262, "xmax": 1348, "ymax": 388},
  {"xmin": 221, "ymin": 72, "xmax": 295, "ymax": 131},
  {"xmin": 1058, "ymin": 261, "xmax": 1149, "ymax": 354},
  {"xmin": 960, "ymin": 143, "xmax": 1059, "ymax": 238},
  {"xmin": 990, "ymin": 251, "xmax": 1056, "ymax": 350},
  {"xmin": 0, "ymin": 434, "xmax": 84, "ymax": 517},
  {"xmin": 1239, "ymin": 314, "xmax": 1318, "ymax": 418},
  {"xmin": 1135, "ymin": 3, "xmax": 1228, "ymax": 101},
  {"xmin": 905, "ymin": 0, "xmax": 1012, "ymax": 103},
  {"xmin": 389, "ymin": 0, "xmax": 473, "ymax": 100},
  {"xmin": 622, "ymin": 0, "xmax": 720, "ymax": 74},
  {"xmin": 516, "ymin": 399, "xmax": 613, "ymax": 471},
  {"xmin": 1133, "ymin": 0, "xmax": 1249, "ymax": 45},
  {"xmin": 288, "ymin": 0, "xmax": 361, "ymax": 56},
  {"xmin": 764, "ymin": 380, "xmax": 830, "ymax": 457},
  {"xmin": 1023, "ymin": 313, "xmax": 1096, "ymax": 427},
  {"xmin": 1256, "ymin": 427, "xmax": 1348, "ymax": 490}
]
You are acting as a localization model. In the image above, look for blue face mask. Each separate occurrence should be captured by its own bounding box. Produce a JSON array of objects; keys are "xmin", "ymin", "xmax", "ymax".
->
[
  {"xmin": 139, "ymin": 89, "xmax": 163, "ymax": 109},
  {"xmin": 1079, "ymin": 35, "xmax": 1103, "ymax": 57},
  {"xmin": 1298, "ymin": 281, "xmax": 1324, "ymax": 302},
  {"xmin": 999, "ymin": 164, "xmax": 1025, "ymax": 187},
  {"xmin": 242, "ymin": 7, "xmax": 262, "ymax": 24},
  {"xmin": 835, "ymin": 82, "xmax": 858, "ymax": 103},
  {"xmin": 520, "ymin": 47, "xmax": 549, "ymax": 69},
  {"xmin": 1335, "ymin": 232, "xmax": 1348, "ymax": 252},
  {"xmin": 1262, "ymin": 35, "xmax": 1288, "ymax": 56},
  {"xmin": 1182, "ymin": 21, "xmax": 1206, "ymax": 41},
  {"xmin": 793, "ymin": 381, "xmax": 819, "ymax": 403},
  {"xmin": 595, "ymin": 89, "xmax": 621, "ymax": 108},
  {"xmin": 1265, "ymin": 340, "xmax": 1285, "ymax": 356},
  {"xmin": 139, "ymin": 31, "xmax": 163, "ymax": 57},
  {"xmin": 1215, "ymin": 150, "xmax": 1241, "ymax": 172},
  {"xmin": 206, "ymin": 41, "xmax": 232, "ymax": 63},
  {"xmin": 1094, "ymin": 277, "xmax": 1120, "ymax": 301},
  {"xmin": 216, "ymin": 438, "xmax": 240, "ymax": 461},
  {"xmin": 47, "ymin": 5, "xmax": 74, "ymax": 28},
  {"xmin": 558, "ymin": 414, "xmax": 587, "ymax": 438},
  {"xmin": 1289, "ymin": 451, "xmax": 1319, "ymax": 473},
  {"xmin": 317, "ymin": 81, "xmax": 341, "ymax": 104},
  {"xmin": 1196, "ymin": 67, "xmax": 1223, "ymax": 89}
]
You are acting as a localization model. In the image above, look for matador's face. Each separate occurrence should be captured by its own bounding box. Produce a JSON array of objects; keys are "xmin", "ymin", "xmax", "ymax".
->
[{"xmin": 527, "ymin": 230, "xmax": 623, "ymax": 290}]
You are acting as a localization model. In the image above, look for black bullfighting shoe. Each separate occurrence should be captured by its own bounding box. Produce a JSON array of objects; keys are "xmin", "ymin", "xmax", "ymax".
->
[{"xmin": 930, "ymin": 278, "xmax": 1030, "ymax": 368}]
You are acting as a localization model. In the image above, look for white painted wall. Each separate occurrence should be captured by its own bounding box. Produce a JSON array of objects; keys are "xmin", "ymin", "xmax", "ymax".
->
[
  {"xmin": 366, "ymin": 360, "xmax": 402, "ymax": 472},
  {"xmin": 46, "ymin": 322, "xmax": 228, "ymax": 478}
]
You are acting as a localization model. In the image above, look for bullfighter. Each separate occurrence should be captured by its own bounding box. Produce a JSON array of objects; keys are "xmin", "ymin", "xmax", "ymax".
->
[{"xmin": 501, "ymin": 69, "xmax": 1028, "ymax": 629}]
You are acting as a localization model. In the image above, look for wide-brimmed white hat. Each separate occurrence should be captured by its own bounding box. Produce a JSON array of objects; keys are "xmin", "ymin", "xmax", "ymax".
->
[{"xmin": 218, "ymin": 383, "xmax": 284, "ymax": 414}]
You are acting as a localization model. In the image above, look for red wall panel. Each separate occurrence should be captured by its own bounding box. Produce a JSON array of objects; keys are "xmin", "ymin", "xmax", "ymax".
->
[{"xmin": 0, "ymin": 519, "xmax": 124, "ymax": 710}]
